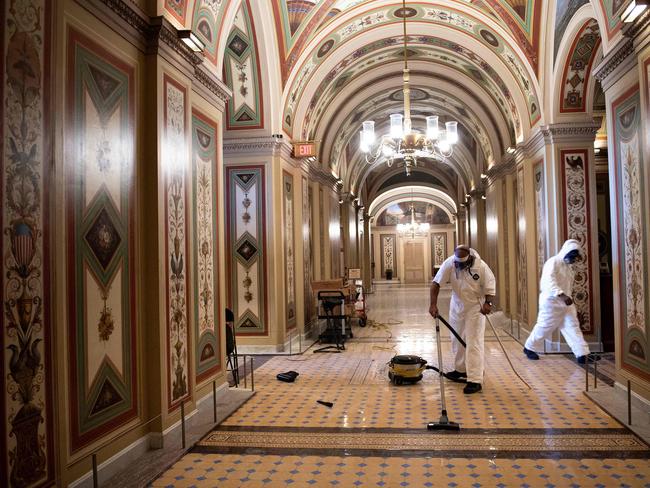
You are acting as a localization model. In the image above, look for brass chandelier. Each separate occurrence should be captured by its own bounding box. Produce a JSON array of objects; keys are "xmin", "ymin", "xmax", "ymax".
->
[
  {"xmin": 397, "ymin": 202, "xmax": 430, "ymax": 237},
  {"xmin": 359, "ymin": 0, "xmax": 458, "ymax": 175}
]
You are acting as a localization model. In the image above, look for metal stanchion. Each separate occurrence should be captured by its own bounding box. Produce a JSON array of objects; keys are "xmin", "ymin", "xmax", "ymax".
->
[
  {"xmin": 92, "ymin": 453, "xmax": 98, "ymax": 488},
  {"xmin": 243, "ymin": 355, "xmax": 248, "ymax": 389},
  {"xmin": 627, "ymin": 380, "xmax": 632, "ymax": 425},
  {"xmin": 593, "ymin": 357, "xmax": 598, "ymax": 389},
  {"xmin": 585, "ymin": 356, "xmax": 589, "ymax": 392},
  {"xmin": 250, "ymin": 357, "xmax": 255, "ymax": 392},
  {"xmin": 289, "ymin": 330, "xmax": 293, "ymax": 355},
  {"xmin": 180, "ymin": 400, "xmax": 186, "ymax": 449},
  {"xmin": 212, "ymin": 380, "xmax": 217, "ymax": 424},
  {"xmin": 299, "ymin": 330, "xmax": 302, "ymax": 353}
]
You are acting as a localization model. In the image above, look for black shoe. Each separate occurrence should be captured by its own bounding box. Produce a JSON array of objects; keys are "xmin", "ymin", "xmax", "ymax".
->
[
  {"xmin": 577, "ymin": 354, "xmax": 601, "ymax": 364},
  {"xmin": 523, "ymin": 347, "xmax": 540, "ymax": 360},
  {"xmin": 463, "ymin": 382, "xmax": 482, "ymax": 394},
  {"xmin": 445, "ymin": 370, "xmax": 467, "ymax": 381}
]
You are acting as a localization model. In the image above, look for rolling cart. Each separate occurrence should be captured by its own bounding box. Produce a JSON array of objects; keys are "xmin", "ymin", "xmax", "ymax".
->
[{"xmin": 314, "ymin": 290, "xmax": 352, "ymax": 352}]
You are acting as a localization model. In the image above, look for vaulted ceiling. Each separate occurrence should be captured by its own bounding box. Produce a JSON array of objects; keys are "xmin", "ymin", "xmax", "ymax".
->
[{"xmin": 164, "ymin": 0, "xmax": 621, "ymax": 209}]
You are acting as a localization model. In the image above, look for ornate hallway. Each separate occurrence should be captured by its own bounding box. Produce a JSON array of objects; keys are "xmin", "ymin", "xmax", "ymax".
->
[
  {"xmin": 3, "ymin": 0, "xmax": 650, "ymax": 486},
  {"xmin": 152, "ymin": 285, "xmax": 650, "ymax": 487}
]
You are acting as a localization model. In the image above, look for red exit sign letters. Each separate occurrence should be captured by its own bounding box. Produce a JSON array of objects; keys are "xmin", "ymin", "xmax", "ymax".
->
[{"xmin": 293, "ymin": 142, "xmax": 317, "ymax": 158}]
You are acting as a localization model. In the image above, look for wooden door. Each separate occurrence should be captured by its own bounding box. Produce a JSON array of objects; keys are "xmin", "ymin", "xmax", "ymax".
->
[{"xmin": 404, "ymin": 241, "xmax": 425, "ymax": 283}]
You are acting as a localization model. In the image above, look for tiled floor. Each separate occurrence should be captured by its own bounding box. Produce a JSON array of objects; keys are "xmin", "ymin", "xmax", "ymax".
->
[{"xmin": 152, "ymin": 284, "xmax": 650, "ymax": 487}]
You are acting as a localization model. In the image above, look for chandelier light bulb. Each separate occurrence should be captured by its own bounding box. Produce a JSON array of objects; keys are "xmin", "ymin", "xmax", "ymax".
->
[
  {"xmin": 382, "ymin": 145, "xmax": 395, "ymax": 157},
  {"xmin": 390, "ymin": 114, "xmax": 404, "ymax": 139},
  {"xmin": 359, "ymin": 131, "xmax": 370, "ymax": 153},
  {"xmin": 445, "ymin": 121, "xmax": 458, "ymax": 145},
  {"xmin": 426, "ymin": 116, "xmax": 439, "ymax": 140},
  {"xmin": 438, "ymin": 139, "xmax": 451, "ymax": 153}
]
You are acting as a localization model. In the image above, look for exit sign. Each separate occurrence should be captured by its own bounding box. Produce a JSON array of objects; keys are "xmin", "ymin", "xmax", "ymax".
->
[{"xmin": 293, "ymin": 142, "xmax": 317, "ymax": 158}]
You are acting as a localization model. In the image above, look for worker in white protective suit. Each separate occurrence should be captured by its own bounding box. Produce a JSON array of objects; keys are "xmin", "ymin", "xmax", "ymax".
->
[
  {"xmin": 523, "ymin": 239, "xmax": 596, "ymax": 364},
  {"xmin": 429, "ymin": 245, "xmax": 496, "ymax": 394}
]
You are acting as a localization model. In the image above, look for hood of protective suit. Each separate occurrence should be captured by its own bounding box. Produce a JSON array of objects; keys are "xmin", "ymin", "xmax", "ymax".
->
[
  {"xmin": 557, "ymin": 239, "xmax": 581, "ymax": 259},
  {"xmin": 454, "ymin": 246, "xmax": 483, "ymax": 265}
]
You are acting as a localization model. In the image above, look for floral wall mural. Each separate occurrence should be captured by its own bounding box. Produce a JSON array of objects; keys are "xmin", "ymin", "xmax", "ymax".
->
[
  {"xmin": 164, "ymin": 74, "xmax": 191, "ymax": 410},
  {"xmin": 561, "ymin": 149, "xmax": 594, "ymax": 334},
  {"xmin": 2, "ymin": 0, "xmax": 55, "ymax": 484},
  {"xmin": 534, "ymin": 161, "xmax": 547, "ymax": 281},
  {"xmin": 516, "ymin": 167, "xmax": 528, "ymax": 325},
  {"xmin": 612, "ymin": 86, "xmax": 649, "ymax": 379},
  {"xmin": 283, "ymin": 171, "xmax": 297, "ymax": 331},
  {"xmin": 192, "ymin": 110, "xmax": 221, "ymax": 383}
]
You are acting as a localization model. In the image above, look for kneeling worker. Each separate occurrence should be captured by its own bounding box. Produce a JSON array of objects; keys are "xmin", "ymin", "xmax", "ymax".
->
[
  {"xmin": 524, "ymin": 239, "xmax": 595, "ymax": 364},
  {"xmin": 429, "ymin": 245, "xmax": 496, "ymax": 394}
]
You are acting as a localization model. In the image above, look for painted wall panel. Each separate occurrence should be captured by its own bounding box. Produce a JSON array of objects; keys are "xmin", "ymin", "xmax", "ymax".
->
[
  {"xmin": 283, "ymin": 171, "xmax": 296, "ymax": 331},
  {"xmin": 191, "ymin": 110, "xmax": 221, "ymax": 383},
  {"xmin": 303, "ymin": 177, "xmax": 315, "ymax": 325},
  {"xmin": 516, "ymin": 167, "xmax": 528, "ymax": 324},
  {"xmin": 432, "ymin": 233, "xmax": 447, "ymax": 268},
  {"xmin": 2, "ymin": 1, "xmax": 55, "ymax": 483},
  {"xmin": 223, "ymin": 0, "xmax": 264, "ymax": 129},
  {"xmin": 163, "ymin": 74, "xmax": 191, "ymax": 410},
  {"xmin": 534, "ymin": 161, "xmax": 547, "ymax": 281},
  {"xmin": 226, "ymin": 166, "xmax": 268, "ymax": 335},
  {"xmin": 67, "ymin": 29, "xmax": 138, "ymax": 451},
  {"xmin": 560, "ymin": 149, "xmax": 595, "ymax": 334},
  {"xmin": 381, "ymin": 235, "xmax": 396, "ymax": 278},
  {"xmin": 612, "ymin": 86, "xmax": 650, "ymax": 379}
]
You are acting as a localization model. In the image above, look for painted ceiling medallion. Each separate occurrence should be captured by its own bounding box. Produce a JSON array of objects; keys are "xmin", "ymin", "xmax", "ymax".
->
[{"xmin": 85, "ymin": 208, "xmax": 121, "ymax": 270}]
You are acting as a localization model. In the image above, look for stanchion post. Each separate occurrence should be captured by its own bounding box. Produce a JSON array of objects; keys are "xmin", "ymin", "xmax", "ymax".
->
[
  {"xmin": 289, "ymin": 330, "xmax": 292, "ymax": 356},
  {"xmin": 180, "ymin": 400, "xmax": 186, "ymax": 449},
  {"xmin": 585, "ymin": 356, "xmax": 589, "ymax": 392},
  {"xmin": 594, "ymin": 358, "xmax": 598, "ymax": 389},
  {"xmin": 251, "ymin": 357, "xmax": 255, "ymax": 391},
  {"xmin": 212, "ymin": 380, "xmax": 217, "ymax": 424},
  {"xmin": 299, "ymin": 329, "xmax": 302, "ymax": 352},
  {"xmin": 243, "ymin": 355, "xmax": 247, "ymax": 389},
  {"xmin": 627, "ymin": 380, "xmax": 632, "ymax": 425},
  {"xmin": 92, "ymin": 453, "xmax": 98, "ymax": 488}
]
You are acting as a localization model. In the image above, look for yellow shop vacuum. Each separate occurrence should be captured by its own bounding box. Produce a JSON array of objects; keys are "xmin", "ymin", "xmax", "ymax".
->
[{"xmin": 388, "ymin": 355, "xmax": 428, "ymax": 385}]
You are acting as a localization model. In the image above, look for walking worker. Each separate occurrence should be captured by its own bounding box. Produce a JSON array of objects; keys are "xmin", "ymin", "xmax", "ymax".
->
[
  {"xmin": 523, "ymin": 239, "xmax": 596, "ymax": 364},
  {"xmin": 429, "ymin": 245, "xmax": 496, "ymax": 394}
]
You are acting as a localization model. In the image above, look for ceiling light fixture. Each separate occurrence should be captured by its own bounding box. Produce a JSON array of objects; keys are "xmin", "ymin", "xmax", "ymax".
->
[
  {"xmin": 359, "ymin": 0, "xmax": 458, "ymax": 176},
  {"xmin": 178, "ymin": 30, "xmax": 206, "ymax": 52},
  {"xmin": 397, "ymin": 194, "xmax": 430, "ymax": 237},
  {"xmin": 622, "ymin": 0, "xmax": 648, "ymax": 22}
]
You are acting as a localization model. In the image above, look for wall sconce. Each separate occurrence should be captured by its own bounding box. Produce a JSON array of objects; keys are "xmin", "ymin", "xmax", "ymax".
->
[
  {"xmin": 622, "ymin": 0, "xmax": 648, "ymax": 22},
  {"xmin": 178, "ymin": 30, "xmax": 206, "ymax": 52},
  {"xmin": 480, "ymin": 173, "xmax": 488, "ymax": 179},
  {"xmin": 481, "ymin": 195, "xmax": 487, "ymax": 200},
  {"xmin": 506, "ymin": 146, "xmax": 515, "ymax": 154}
]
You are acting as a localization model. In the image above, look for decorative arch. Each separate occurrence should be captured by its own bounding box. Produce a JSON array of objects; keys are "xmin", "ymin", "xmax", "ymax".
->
[
  {"xmin": 558, "ymin": 19, "xmax": 601, "ymax": 114},
  {"xmin": 368, "ymin": 185, "xmax": 458, "ymax": 222}
]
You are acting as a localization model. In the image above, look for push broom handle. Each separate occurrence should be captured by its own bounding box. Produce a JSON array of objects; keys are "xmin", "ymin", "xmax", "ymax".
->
[{"xmin": 435, "ymin": 316, "xmax": 448, "ymax": 412}]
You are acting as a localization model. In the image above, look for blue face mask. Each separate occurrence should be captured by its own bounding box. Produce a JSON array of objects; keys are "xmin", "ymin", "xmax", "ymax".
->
[{"xmin": 563, "ymin": 250, "xmax": 580, "ymax": 264}]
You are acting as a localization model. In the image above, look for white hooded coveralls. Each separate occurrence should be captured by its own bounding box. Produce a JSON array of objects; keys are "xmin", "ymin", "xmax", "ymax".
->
[
  {"xmin": 524, "ymin": 240, "xmax": 590, "ymax": 357},
  {"xmin": 433, "ymin": 249, "xmax": 496, "ymax": 384}
]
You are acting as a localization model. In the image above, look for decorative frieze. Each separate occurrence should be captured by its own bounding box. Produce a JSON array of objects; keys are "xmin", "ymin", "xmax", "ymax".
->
[
  {"xmin": 541, "ymin": 122, "xmax": 600, "ymax": 144},
  {"xmin": 593, "ymin": 38, "xmax": 635, "ymax": 90}
]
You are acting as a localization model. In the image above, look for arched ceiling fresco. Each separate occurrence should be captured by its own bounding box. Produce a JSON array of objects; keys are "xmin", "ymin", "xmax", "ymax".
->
[{"xmin": 160, "ymin": 0, "xmax": 619, "ymax": 223}]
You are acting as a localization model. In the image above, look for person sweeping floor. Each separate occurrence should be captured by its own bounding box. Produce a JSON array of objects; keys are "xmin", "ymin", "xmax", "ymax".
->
[{"xmin": 429, "ymin": 245, "xmax": 496, "ymax": 394}]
